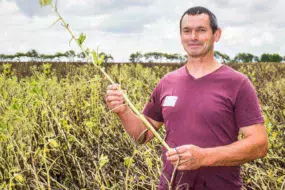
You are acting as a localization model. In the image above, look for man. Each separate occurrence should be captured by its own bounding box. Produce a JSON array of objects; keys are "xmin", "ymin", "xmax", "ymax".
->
[{"xmin": 105, "ymin": 6, "xmax": 268, "ymax": 190}]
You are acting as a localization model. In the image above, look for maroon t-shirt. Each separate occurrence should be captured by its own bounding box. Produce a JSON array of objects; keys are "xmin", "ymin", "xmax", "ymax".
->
[{"xmin": 142, "ymin": 64, "xmax": 264, "ymax": 190}]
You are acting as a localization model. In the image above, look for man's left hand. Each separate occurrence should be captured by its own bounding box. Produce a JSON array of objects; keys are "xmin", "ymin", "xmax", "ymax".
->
[{"xmin": 166, "ymin": 144, "xmax": 207, "ymax": 170}]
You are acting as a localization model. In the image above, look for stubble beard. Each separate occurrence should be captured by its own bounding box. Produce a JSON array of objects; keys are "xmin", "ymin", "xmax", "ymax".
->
[{"xmin": 186, "ymin": 39, "xmax": 214, "ymax": 59}]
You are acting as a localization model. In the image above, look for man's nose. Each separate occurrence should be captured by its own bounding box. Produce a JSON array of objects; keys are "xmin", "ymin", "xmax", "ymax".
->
[{"xmin": 191, "ymin": 31, "xmax": 198, "ymax": 40}]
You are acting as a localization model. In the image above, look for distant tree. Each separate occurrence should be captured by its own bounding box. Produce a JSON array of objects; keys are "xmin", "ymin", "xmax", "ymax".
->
[
  {"xmin": 163, "ymin": 53, "xmax": 173, "ymax": 62},
  {"xmin": 98, "ymin": 52, "xmax": 114, "ymax": 63},
  {"xmin": 39, "ymin": 54, "xmax": 52, "ymax": 62},
  {"xmin": 214, "ymin": 51, "xmax": 230, "ymax": 63},
  {"xmin": 233, "ymin": 53, "xmax": 257, "ymax": 63},
  {"xmin": 1, "ymin": 54, "xmax": 14, "ymax": 61},
  {"xmin": 42, "ymin": 54, "xmax": 56, "ymax": 62},
  {"xmin": 26, "ymin": 49, "xmax": 39, "ymax": 61},
  {"xmin": 54, "ymin": 52, "xmax": 66, "ymax": 62},
  {"xmin": 144, "ymin": 52, "xmax": 164, "ymax": 62},
  {"xmin": 14, "ymin": 52, "xmax": 26, "ymax": 62},
  {"xmin": 270, "ymin": 54, "xmax": 283, "ymax": 62},
  {"xmin": 254, "ymin": 56, "xmax": 260, "ymax": 62},
  {"xmin": 260, "ymin": 53, "xmax": 283, "ymax": 62},
  {"xmin": 164, "ymin": 53, "xmax": 186, "ymax": 63},
  {"xmin": 0, "ymin": 54, "xmax": 4, "ymax": 61},
  {"xmin": 164, "ymin": 53, "xmax": 174, "ymax": 62},
  {"xmin": 177, "ymin": 54, "xmax": 187, "ymax": 63},
  {"xmin": 77, "ymin": 52, "xmax": 86, "ymax": 61},
  {"xmin": 129, "ymin": 52, "xmax": 143, "ymax": 63},
  {"xmin": 65, "ymin": 50, "xmax": 76, "ymax": 61},
  {"xmin": 39, "ymin": 54, "xmax": 46, "ymax": 61},
  {"xmin": 0, "ymin": 54, "xmax": 6, "ymax": 61}
]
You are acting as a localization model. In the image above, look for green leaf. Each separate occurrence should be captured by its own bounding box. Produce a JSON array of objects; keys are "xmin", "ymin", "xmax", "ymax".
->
[
  {"xmin": 48, "ymin": 139, "xmax": 59, "ymax": 148},
  {"xmin": 145, "ymin": 158, "xmax": 153, "ymax": 168},
  {"xmin": 92, "ymin": 50, "xmax": 99, "ymax": 65},
  {"xmin": 77, "ymin": 33, "xmax": 86, "ymax": 46},
  {"xmin": 99, "ymin": 154, "xmax": 109, "ymax": 169},
  {"xmin": 91, "ymin": 49, "xmax": 104, "ymax": 66},
  {"xmin": 124, "ymin": 157, "xmax": 134, "ymax": 168},
  {"xmin": 39, "ymin": 0, "xmax": 52, "ymax": 7},
  {"xmin": 98, "ymin": 54, "xmax": 105, "ymax": 66},
  {"xmin": 14, "ymin": 174, "xmax": 25, "ymax": 183}
]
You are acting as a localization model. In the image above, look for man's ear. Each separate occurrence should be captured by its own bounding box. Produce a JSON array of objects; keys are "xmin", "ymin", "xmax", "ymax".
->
[{"xmin": 214, "ymin": 28, "xmax": 222, "ymax": 42}]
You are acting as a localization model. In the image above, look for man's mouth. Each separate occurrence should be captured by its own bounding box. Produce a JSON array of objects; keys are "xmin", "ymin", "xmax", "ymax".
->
[{"xmin": 188, "ymin": 44, "xmax": 201, "ymax": 48}]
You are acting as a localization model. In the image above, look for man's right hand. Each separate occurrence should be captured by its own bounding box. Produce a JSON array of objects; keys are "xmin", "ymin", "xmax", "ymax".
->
[
  {"xmin": 105, "ymin": 84, "xmax": 129, "ymax": 115},
  {"xmin": 105, "ymin": 84, "xmax": 164, "ymax": 144}
]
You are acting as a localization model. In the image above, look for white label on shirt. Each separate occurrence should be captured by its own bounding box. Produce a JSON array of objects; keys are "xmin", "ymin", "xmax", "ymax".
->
[{"xmin": 163, "ymin": 96, "xmax": 178, "ymax": 107}]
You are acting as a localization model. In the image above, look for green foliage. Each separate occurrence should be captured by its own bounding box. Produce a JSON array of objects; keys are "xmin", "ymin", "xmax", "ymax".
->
[
  {"xmin": 129, "ymin": 51, "xmax": 143, "ymax": 63},
  {"xmin": 124, "ymin": 157, "xmax": 135, "ymax": 168},
  {"xmin": 2, "ymin": 63, "xmax": 13, "ymax": 76},
  {"xmin": 77, "ymin": 33, "xmax": 86, "ymax": 46},
  {"xmin": 0, "ymin": 62, "xmax": 284, "ymax": 189},
  {"xmin": 214, "ymin": 51, "xmax": 231, "ymax": 63},
  {"xmin": 233, "ymin": 53, "xmax": 259, "ymax": 63},
  {"xmin": 42, "ymin": 63, "xmax": 52, "ymax": 76},
  {"xmin": 130, "ymin": 52, "xmax": 187, "ymax": 63},
  {"xmin": 0, "ymin": 50, "xmax": 114, "ymax": 63},
  {"xmin": 92, "ymin": 49, "xmax": 104, "ymax": 67},
  {"xmin": 99, "ymin": 52, "xmax": 114, "ymax": 63},
  {"xmin": 144, "ymin": 52, "xmax": 164, "ymax": 62},
  {"xmin": 261, "ymin": 53, "xmax": 283, "ymax": 62},
  {"xmin": 99, "ymin": 154, "xmax": 109, "ymax": 169},
  {"xmin": 39, "ymin": 0, "xmax": 52, "ymax": 7}
]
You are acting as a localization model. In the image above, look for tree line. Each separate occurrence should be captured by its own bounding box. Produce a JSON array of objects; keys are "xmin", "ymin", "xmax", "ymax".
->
[
  {"xmin": 0, "ymin": 49, "xmax": 114, "ymax": 63},
  {"xmin": 130, "ymin": 51, "xmax": 284, "ymax": 63},
  {"xmin": 214, "ymin": 51, "xmax": 284, "ymax": 63},
  {"xmin": 0, "ymin": 49, "xmax": 284, "ymax": 63}
]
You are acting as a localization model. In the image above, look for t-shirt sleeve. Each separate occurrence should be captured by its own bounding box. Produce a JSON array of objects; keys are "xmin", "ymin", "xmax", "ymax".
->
[
  {"xmin": 142, "ymin": 83, "xmax": 164, "ymax": 122},
  {"xmin": 234, "ymin": 78, "xmax": 264, "ymax": 129}
]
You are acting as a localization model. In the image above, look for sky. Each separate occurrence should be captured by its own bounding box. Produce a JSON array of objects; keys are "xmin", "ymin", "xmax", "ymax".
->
[{"xmin": 1, "ymin": 0, "xmax": 285, "ymax": 62}]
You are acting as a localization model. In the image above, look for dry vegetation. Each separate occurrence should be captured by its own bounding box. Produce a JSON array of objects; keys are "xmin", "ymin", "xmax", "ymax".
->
[{"xmin": 0, "ymin": 62, "xmax": 284, "ymax": 189}]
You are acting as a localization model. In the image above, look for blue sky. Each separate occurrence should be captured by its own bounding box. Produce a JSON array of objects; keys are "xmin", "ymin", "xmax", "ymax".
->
[{"xmin": 1, "ymin": 0, "xmax": 284, "ymax": 62}]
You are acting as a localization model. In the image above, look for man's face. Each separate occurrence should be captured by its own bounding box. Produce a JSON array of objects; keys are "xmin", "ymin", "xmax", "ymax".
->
[{"xmin": 180, "ymin": 13, "xmax": 220, "ymax": 58}]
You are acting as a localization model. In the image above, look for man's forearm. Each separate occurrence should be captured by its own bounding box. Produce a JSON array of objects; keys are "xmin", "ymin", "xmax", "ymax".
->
[
  {"xmin": 203, "ymin": 136, "xmax": 268, "ymax": 167},
  {"xmin": 117, "ymin": 106, "xmax": 149, "ymax": 143}
]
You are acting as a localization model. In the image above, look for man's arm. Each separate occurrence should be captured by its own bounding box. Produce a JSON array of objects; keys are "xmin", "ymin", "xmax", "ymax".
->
[
  {"xmin": 203, "ymin": 123, "xmax": 268, "ymax": 166},
  {"xmin": 166, "ymin": 123, "xmax": 268, "ymax": 170},
  {"xmin": 105, "ymin": 84, "xmax": 163, "ymax": 144},
  {"xmin": 118, "ymin": 106, "xmax": 164, "ymax": 144}
]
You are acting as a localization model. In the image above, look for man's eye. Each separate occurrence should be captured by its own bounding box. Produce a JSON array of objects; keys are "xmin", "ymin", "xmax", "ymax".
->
[{"xmin": 199, "ymin": 29, "xmax": 206, "ymax": 32}]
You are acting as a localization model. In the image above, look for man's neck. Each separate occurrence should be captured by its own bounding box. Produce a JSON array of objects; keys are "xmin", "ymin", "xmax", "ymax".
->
[{"xmin": 186, "ymin": 56, "xmax": 222, "ymax": 78}]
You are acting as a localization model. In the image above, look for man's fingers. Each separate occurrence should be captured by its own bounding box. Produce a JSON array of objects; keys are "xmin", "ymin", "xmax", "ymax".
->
[
  {"xmin": 167, "ymin": 154, "xmax": 181, "ymax": 162},
  {"xmin": 166, "ymin": 145, "xmax": 191, "ymax": 157},
  {"xmin": 106, "ymin": 89, "xmax": 123, "ymax": 97},
  {"xmin": 167, "ymin": 152, "xmax": 193, "ymax": 162},
  {"xmin": 178, "ymin": 157, "xmax": 195, "ymax": 165},
  {"xmin": 169, "ymin": 157, "xmax": 196, "ymax": 170},
  {"xmin": 175, "ymin": 145, "xmax": 192, "ymax": 154},
  {"xmin": 109, "ymin": 100, "xmax": 124, "ymax": 107},
  {"xmin": 107, "ymin": 84, "xmax": 120, "ymax": 90},
  {"xmin": 166, "ymin": 148, "xmax": 179, "ymax": 157},
  {"xmin": 106, "ymin": 95, "xmax": 124, "ymax": 102}
]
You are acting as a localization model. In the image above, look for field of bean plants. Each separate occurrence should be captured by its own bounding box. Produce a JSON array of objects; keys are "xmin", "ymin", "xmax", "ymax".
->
[{"xmin": 0, "ymin": 62, "xmax": 284, "ymax": 189}]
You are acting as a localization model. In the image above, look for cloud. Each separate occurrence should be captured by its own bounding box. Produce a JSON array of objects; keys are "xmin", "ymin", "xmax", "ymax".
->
[
  {"xmin": 10, "ymin": 0, "xmax": 154, "ymax": 17},
  {"xmin": 0, "ymin": 0, "xmax": 284, "ymax": 61},
  {"xmin": 98, "ymin": 6, "xmax": 159, "ymax": 33},
  {"xmin": 10, "ymin": 0, "xmax": 52, "ymax": 17}
]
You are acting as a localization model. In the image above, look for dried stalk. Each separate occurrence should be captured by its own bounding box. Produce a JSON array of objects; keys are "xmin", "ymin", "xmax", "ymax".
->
[{"xmin": 42, "ymin": 2, "xmax": 171, "ymax": 151}]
